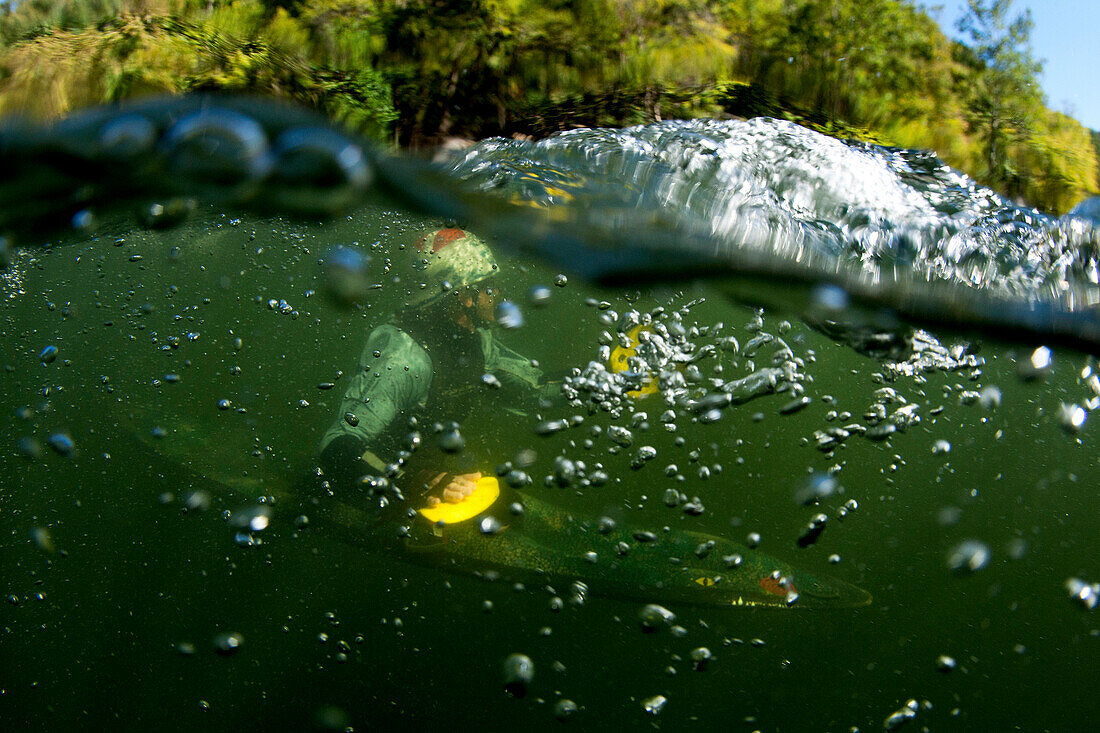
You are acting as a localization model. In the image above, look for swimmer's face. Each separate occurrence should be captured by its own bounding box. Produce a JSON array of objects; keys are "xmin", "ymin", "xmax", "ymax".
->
[{"xmin": 452, "ymin": 285, "xmax": 496, "ymax": 330}]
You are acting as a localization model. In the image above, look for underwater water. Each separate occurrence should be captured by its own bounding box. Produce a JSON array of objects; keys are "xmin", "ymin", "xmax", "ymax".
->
[{"xmin": 1, "ymin": 99, "xmax": 1098, "ymax": 731}]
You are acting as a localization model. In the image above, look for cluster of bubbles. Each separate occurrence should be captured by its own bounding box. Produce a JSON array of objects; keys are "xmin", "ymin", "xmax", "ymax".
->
[
  {"xmin": 561, "ymin": 300, "xmax": 805, "ymax": 427},
  {"xmin": 881, "ymin": 329, "xmax": 985, "ymax": 380},
  {"xmin": 1058, "ymin": 360, "xmax": 1100, "ymax": 435},
  {"xmin": 1065, "ymin": 577, "xmax": 1099, "ymax": 610},
  {"xmin": 883, "ymin": 698, "xmax": 933, "ymax": 730}
]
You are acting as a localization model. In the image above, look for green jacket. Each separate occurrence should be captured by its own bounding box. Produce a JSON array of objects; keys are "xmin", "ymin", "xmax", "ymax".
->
[{"xmin": 321, "ymin": 323, "xmax": 546, "ymax": 474}]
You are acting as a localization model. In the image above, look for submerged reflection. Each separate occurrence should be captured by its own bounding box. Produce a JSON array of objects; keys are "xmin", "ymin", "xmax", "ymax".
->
[{"xmin": 311, "ymin": 225, "xmax": 869, "ymax": 608}]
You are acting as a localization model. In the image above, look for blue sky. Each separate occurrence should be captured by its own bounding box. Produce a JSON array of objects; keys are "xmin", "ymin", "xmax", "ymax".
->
[{"xmin": 929, "ymin": 1, "xmax": 1100, "ymax": 131}]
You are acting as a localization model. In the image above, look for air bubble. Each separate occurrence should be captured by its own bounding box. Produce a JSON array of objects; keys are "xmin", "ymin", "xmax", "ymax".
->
[
  {"xmin": 321, "ymin": 245, "xmax": 373, "ymax": 307},
  {"xmin": 1065, "ymin": 577, "xmax": 1099, "ymax": 610},
  {"xmin": 213, "ymin": 632, "xmax": 244, "ymax": 656},
  {"xmin": 883, "ymin": 699, "xmax": 919, "ymax": 730},
  {"xmin": 502, "ymin": 653, "xmax": 534, "ymax": 697},
  {"xmin": 979, "ymin": 386, "xmax": 1002, "ymax": 409},
  {"xmin": 642, "ymin": 695, "xmax": 668, "ymax": 715},
  {"xmin": 495, "ymin": 300, "xmax": 524, "ymax": 329},
  {"xmin": 947, "ymin": 539, "xmax": 990, "ymax": 573},
  {"xmin": 794, "ymin": 473, "xmax": 837, "ymax": 505},
  {"xmin": 553, "ymin": 699, "xmax": 578, "ymax": 721},
  {"xmin": 17, "ymin": 437, "xmax": 43, "ymax": 460},
  {"xmin": 535, "ymin": 419, "xmax": 568, "ymax": 435},
  {"xmin": 47, "ymin": 432, "xmax": 74, "ymax": 457},
  {"xmin": 98, "ymin": 113, "xmax": 158, "ymax": 158},
  {"xmin": 1019, "ymin": 345, "xmax": 1053, "ymax": 380},
  {"xmin": 438, "ymin": 428, "xmax": 465, "ymax": 453},
  {"xmin": 271, "ymin": 126, "xmax": 372, "ymax": 213},
  {"xmin": 639, "ymin": 603, "xmax": 676, "ymax": 631},
  {"xmin": 690, "ymin": 647, "xmax": 713, "ymax": 670},
  {"xmin": 553, "ymin": 456, "xmax": 577, "ymax": 487},
  {"xmin": 230, "ymin": 506, "xmax": 272, "ymax": 532},
  {"xmin": 505, "ymin": 470, "xmax": 530, "ymax": 488},
  {"xmin": 527, "ymin": 285, "xmax": 552, "ymax": 306},
  {"xmin": 797, "ymin": 514, "xmax": 827, "ymax": 548},
  {"xmin": 1058, "ymin": 403, "xmax": 1088, "ymax": 433}
]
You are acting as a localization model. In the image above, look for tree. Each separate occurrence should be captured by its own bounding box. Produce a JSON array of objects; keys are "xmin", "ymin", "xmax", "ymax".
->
[
  {"xmin": 1093, "ymin": 129, "xmax": 1100, "ymax": 190},
  {"xmin": 955, "ymin": 0, "xmax": 1043, "ymax": 193}
]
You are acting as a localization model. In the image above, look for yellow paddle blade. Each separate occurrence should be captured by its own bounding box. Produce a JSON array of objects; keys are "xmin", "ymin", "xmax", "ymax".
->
[
  {"xmin": 608, "ymin": 324, "xmax": 659, "ymax": 398},
  {"xmin": 419, "ymin": 476, "xmax": 500, "ymax": 525}
]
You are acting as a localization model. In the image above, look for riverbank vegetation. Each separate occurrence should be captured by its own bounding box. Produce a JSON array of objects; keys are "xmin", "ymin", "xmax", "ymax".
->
[{"xmin": 1, "ymin": 0, "xmax": 1096, "ymax": 213}]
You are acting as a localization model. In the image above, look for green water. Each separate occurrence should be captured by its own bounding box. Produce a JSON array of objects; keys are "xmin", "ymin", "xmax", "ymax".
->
[{"xmin": 2, "ymin": 203, "xmax": 1097, "ymax": 731}]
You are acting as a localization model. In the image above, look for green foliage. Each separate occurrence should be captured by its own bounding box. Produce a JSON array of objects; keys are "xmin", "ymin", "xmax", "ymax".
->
[
  {"xmin": 1017, "ymin": 110, "xmax": 1100, "ymax": 213},
  {"xmin": 0, "ymin": 1, "xmax": 396, "ymax": 138},
  {"xmin": 0, "ymin": 0, "xmax": 1096, "ymax": 211},
  {"xmin": 955, "ymin": 0, "xmax": 1044, "ymax": 196},
  {"xmin": 0, "ymin": 0, "xmax": 132, "ymax": 45},
  {"xmin": 1092, "ymin": 130, "xmax": 1100, "ymax": 190}
]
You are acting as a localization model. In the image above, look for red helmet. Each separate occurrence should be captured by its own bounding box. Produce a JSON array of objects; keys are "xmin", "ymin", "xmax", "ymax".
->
[{"xmin": 408, "ymin": 228, "xmax": 498, "ymax": 308}]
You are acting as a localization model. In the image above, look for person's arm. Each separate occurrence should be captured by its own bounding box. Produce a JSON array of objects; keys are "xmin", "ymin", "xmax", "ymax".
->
[
  {"xmin": 319, "ymin": 325, "xmax": 432, "ymax": 485},
  {"xmin": 477, "ymin": 328, "xmax": 566, "ymax": 402}
]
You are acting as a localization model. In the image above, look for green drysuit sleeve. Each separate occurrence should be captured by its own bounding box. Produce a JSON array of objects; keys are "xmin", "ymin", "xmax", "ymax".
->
[{"xmin": 320, "ymin": 324, "xmax": 433, "ymax": 470}]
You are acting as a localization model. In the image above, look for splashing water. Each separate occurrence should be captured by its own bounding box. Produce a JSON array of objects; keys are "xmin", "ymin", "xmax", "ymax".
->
[{"xmin": 446, "ymin": 118, "xmax": 1100, "ymax": 350}]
